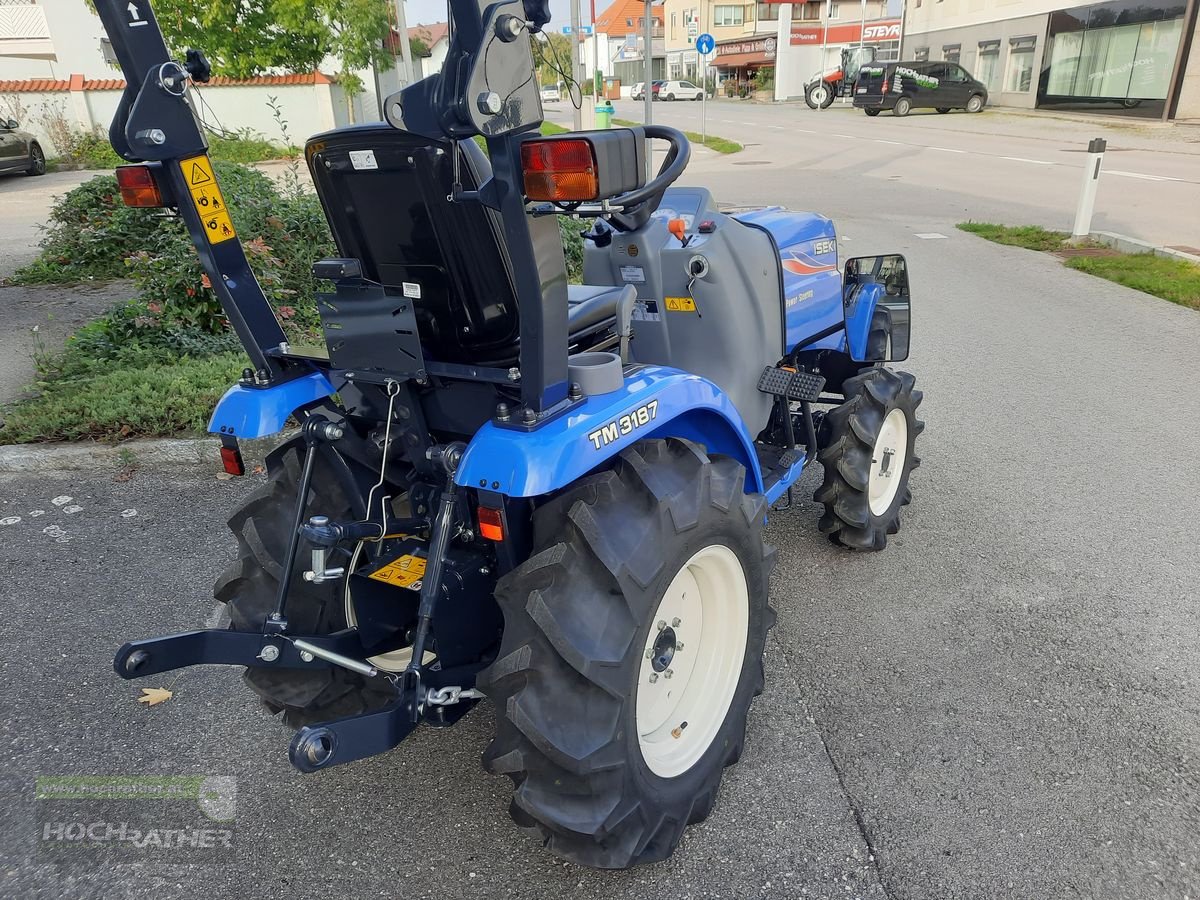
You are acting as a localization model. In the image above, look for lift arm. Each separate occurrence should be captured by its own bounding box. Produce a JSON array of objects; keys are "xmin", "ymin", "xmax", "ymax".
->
[{"xmin": 92, "ymin": 0, "xmax": 288, "ymax": 374}]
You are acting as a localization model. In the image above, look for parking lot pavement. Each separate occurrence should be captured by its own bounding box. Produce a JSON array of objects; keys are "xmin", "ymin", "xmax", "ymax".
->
[
  {"xmin": 1, "ymin": 226, "xmax": 1197, "ymax": 898},
  {"xmin": 0, "ymin": 468, "xmax": 882, "ymax": 899},
  {"xmin": 0, "ymin": 170, "xmax": 104, "ymax": 278},
  {"xmin": 561, "ymin": 100, "xmax": 1200, "ymax": 248}
]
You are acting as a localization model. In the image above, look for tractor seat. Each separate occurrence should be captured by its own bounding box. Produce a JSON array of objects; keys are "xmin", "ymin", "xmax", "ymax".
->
[{"xmin": 567, "ymin": 284, "xmax": 628, "ymax": 333}]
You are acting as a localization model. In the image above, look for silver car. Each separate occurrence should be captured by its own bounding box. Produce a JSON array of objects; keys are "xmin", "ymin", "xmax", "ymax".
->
[{"xmin": 0, "ymin": 118, "xmax": 46, "ymax": 177}]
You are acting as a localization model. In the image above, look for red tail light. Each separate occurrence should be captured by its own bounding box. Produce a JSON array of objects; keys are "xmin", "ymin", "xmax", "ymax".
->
[
  {"xmin": 218, "ymin": 435, "xmax": 244, "ymax": 476},
  {"xmin": 115, "ymin": 165, "xmax": 165, "ymax": 207},
  {"xmin": 477, "ymin": 506, "xmax": 505, "ymax": 542},
  {"xmin": 881, "ymin": 79, "xmax": 889, "ymax": 93},
  {"xmin": 521, "ymin": 138, "xmax": 599, "ymax": 202}
]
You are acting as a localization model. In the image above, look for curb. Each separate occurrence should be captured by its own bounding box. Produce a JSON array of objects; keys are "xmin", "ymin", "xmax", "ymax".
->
[
  {"xmin": 0, "ymin": 434, "xmax": 285, "ymax": 474},
  {"xmin": 1088, "ymin": 231, "xmax": 1200, "ymax": 264}
]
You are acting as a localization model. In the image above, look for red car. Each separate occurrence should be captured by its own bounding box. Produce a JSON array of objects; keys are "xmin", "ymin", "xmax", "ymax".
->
[{"xmin": 650, "ymin": 80, "xmax": 666, "ymax": 100}]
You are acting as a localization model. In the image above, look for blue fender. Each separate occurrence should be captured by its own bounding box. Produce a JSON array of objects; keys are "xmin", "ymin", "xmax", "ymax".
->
[
  {"xmin": 455, "ymin": 366, "xmax": 764, "ymax": 498},
  {"xmin": 843, "ymin": 282, "xmax": 884, "ymax": 362},
  {"xmin": 208, "ymin": 370, "xmax": 336, "ymax": 438}
]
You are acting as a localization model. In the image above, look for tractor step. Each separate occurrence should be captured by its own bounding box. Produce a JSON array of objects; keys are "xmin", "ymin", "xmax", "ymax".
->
[{"xmin": 758, "ymin": 366, "xmax": 826, "ymax": 402}]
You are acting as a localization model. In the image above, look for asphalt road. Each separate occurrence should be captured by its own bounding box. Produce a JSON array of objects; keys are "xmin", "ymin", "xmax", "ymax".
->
[
  {"xmin": 549, "ymin": 99, "xmax": 1200, "ymax": 249},
  {"xmin": 1, "ymin": 111, "xmax": 1198, "ymax": 898}
]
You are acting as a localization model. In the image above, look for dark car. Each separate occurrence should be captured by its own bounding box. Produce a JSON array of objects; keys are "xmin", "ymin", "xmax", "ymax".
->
[
  {"xmin": 853, "ymin": 61, "xmax": 987, "ymax": 117},
  {"xmin": 0, "ymin": 118, "xmax": 46, "ymax": 176}
]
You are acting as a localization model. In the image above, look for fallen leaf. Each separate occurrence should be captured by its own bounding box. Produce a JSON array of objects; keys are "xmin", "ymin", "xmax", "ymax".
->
[{"xmin": 137, "ymin": 687, "xmax": 173, "ymax": 707}]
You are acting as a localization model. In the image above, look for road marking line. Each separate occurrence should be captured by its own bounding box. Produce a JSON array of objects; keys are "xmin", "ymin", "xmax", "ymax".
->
[
  {"xmin": 915, "ymin": 232, "xmax": 949, "ymax": 239},
  {"xmin": 928, "ymin": 147, "xmax": 965, "ymax": 153},
  {"xmin": 999, "ymin": 156, "xmax": 1054, "ymax": 165},
  {"xmin": 768, "ymin": 125, "xmax": 786, "ymax": 129},
  {"xmin": 831, "ymin": 133, "xmax": 856, "ymax": 139},
  {"xmin": 873, "ymin": 139, "xmax": 903, "ymax": 145},
  {"xmin": 742, "ymin": 121, "xmax": 757, "ymax": 125},
  {"xmin": 1105, "ymin": 170, "xmax": 1178, "ymax": 182},
  {"xmin": 794, "ymin": 128, "xmax": 817, "ymax": 134}
]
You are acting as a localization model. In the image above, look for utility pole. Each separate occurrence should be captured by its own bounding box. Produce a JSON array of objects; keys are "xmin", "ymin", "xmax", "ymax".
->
[
  {"xmin": 591, "ymin": 0, "xmax": 600, "ymax": 98},
  {"xmin": 643, "ymin": 0, "xmax": 654, "ymax": 178},
  {"xmin": 393, "ymin": 0, "xmax": 416, "ymax": 87},
  {"xmin": 571, "ymin": 0, "xmax": 584, "ymax": 130}
]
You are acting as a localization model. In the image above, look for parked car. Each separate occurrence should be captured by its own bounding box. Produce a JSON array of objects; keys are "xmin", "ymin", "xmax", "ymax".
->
[
  {"xmin": 631, "ymin": 81, "xmax": 646, "ymax": 100},
  {"xmin": 650, "ymin": 80, "xmax": 666, "ymax": 99},
  {"xmin": 853, "ymin": 61, "xmax": 987, "ymax": 117},
  {"xmin": 0, "ymin": 118, "xmax": 46, "ymax": 177},
  {"xmin": 658, "ymin": 80, "xmax": 704, "ymax": 101},
  {"xmin": 540, "ymin": 84, "xmax": 561, "ymax": 102}
]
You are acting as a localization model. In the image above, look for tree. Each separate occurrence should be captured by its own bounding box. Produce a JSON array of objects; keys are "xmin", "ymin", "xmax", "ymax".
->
[
  {"xmin": 151, "ymin": 0, "xmax": 396, "ymax": 92},
  {"xmin": 534, "ymin": 31, "xmax": 573, "ymax": 89}
]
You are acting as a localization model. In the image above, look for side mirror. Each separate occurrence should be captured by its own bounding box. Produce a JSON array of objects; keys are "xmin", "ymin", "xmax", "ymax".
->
[{"xmin": 843, "ymin": 254, "xmax": 910, "ymax": 362}]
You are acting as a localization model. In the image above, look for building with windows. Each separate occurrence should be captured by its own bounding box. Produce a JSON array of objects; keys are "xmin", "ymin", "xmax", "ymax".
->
[
  {"xmin": 901, "ymin": 0, "xmax": 1199, "ymax": 119},
  {"xmin": 592, "ymin": 0, "xmax": 667, "ymax": 85}
]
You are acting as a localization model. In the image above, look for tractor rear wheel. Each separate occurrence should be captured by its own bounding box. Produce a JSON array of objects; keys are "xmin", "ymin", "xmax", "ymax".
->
[
  {"xmin": 213, "ymin": 439, "xmax": 394, "ymax": 727},
  {"xmin": 479, "ymin": 438, "xmax": 775, "ymax": 868},
  {"xmin": 815, "ymin": 368, "xmax": 923, "ymax": 550},
  {"xmin": 806, "ymin": 81, "xmax": 834, "ymax": 109}
]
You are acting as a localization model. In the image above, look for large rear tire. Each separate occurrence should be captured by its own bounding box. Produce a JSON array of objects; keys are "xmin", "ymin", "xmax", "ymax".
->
[
  {"xmin": 805, "ymin": 81, "xmax": 835, "ymax": 109},
  {"xmin": 815, "ymin": 368, "xmax": 923, "ymax": 550},
  {"xmin": 893, "ymin": 96, "xmax": 912, "ymax": 117},
  {"xmin": 479, "ymin": 438, "xmax": 776, "ymax": 868},
  {"xmin": 213, "ymin": 440, "xmax": 394, "ymax": 727}
]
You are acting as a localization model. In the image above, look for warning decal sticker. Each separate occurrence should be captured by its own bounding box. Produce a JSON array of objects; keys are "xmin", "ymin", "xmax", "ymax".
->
[
  {"xmin": 368, "ymin": 554, "xmax": 427, "ymax": 591},
  {"xmin": 180, "ymin": 155, "xmax": 236, "ymax": 244},
  {"xmin": 665, "ymin": 296, "xmax": 697, "ymax": 313}
]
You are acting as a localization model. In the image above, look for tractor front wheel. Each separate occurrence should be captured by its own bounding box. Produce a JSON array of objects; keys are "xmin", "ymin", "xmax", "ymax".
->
[
  {"xmin": 815, "ymin": 368, "xmax": 923, "ymax": 550},
  {"xmin": 213, "ymin": 439, "xmax": 394, "ymax": 727},
  {"xmin": 805, "ymin": 82, "xmax": 834, "ymax": 109},
  {"xmin": 479, "ymin": 438, "xmax": 775, "ymax": 868}
]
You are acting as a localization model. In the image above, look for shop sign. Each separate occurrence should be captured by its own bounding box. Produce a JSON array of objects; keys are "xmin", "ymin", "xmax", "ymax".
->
[
  {"xmin": 716, "ymin": 36, "xmax": 778, "ymax": 59},
  {"xmin": 790, "ymin": 19, "xmax": 900, "ymax": 46}
]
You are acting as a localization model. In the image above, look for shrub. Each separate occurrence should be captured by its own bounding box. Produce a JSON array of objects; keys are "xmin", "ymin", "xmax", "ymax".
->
[{"xmin": 0, "ymin": 352, "xmax": 247, "ymax": 443}]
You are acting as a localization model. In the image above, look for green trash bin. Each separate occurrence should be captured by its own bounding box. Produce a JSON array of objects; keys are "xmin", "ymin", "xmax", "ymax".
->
[{"xmin": 594, "ymin": 101, "xmax": 613, "ymax": 129}]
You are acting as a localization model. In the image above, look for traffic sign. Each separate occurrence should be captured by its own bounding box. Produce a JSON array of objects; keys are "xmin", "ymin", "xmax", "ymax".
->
[
  {"xmin": 696, "ymin": 33, "xmax": 715, "ymax": 55},
  {"xmin": 561, "ymin": 24, "xmax": 594, "ymax": 34}
]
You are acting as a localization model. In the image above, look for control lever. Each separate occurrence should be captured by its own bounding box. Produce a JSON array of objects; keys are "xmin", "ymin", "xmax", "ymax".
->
[{"xmin": 184, "ymin": 49, "xmax": 211, "ymax": 83}]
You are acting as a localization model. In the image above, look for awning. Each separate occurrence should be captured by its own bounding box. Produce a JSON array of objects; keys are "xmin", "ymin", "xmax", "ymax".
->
[{"xmin": 715, "ymin": 51, "xmax": 775, "ymax": 67}]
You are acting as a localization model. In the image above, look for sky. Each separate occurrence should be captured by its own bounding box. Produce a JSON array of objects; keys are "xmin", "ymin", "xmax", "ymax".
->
[{"xmin": 404, "ymin": 0, "xmax": 588, "ymax": 29}]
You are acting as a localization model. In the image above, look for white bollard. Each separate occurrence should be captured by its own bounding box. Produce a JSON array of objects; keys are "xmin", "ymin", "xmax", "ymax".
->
[{"xmin": 1072, "ymin": 137, "xmax": 1107, "ymax": 239}]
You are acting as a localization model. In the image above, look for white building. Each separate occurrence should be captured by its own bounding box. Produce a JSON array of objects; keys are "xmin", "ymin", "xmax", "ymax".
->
[{"xmin": 901, "ymin": 0, "xmax": 1199, "ymax": 120}]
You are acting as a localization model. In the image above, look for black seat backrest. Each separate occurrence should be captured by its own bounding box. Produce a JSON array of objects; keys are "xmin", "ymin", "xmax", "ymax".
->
[{"xmin": 305, "ymin": 124, "xmax": 521, "ymax": 364}]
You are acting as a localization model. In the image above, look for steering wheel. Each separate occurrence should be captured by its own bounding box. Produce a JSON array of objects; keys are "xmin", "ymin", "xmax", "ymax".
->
[{"xmin": 603, "ymin": 125, "xmax": 690, "ymax": 231}]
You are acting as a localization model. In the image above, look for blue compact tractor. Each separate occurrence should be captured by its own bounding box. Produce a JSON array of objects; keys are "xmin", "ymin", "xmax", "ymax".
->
[{"xmin": 99, "ymin": 0, "xmax": 921, "ymax": 868}]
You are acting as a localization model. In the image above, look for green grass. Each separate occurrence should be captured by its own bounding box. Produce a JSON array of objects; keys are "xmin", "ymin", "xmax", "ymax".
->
[
  {"xmin": 0, "ymin": 352, "xmax": 246, "ymax": 444},
  {"xmin": 958, "ymin": 221, "xmax": 1200, "ymax": 310},
  {"xmin": 612, "ymin": 118, "xmax": 741, "ymax": 154},
  {"xmin": 1064, "ymin": 254, "xmax": 1200, "ymax": 309},
  {"xmin": 956, "ymin": 222, "xmax": 1070, "ymax": 252}
]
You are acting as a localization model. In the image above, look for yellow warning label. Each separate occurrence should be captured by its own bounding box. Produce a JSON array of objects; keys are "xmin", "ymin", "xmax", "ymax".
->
[
  {"xmin": 183, "ymin": 155, "xmax": 214, "ymax": 187},
  {"xmin": 201, "ymin": 209, "xmax": 237, "ymax": 243},
  {"xmin": 665, "ymin": 296, "xmax": 697, "ymax": 313},
  {"xmin": 180, "ymin": 155, "xmax": 236, "ymax": 244},
  {"xmin": 368, "ymin": 554, "xmax": 427, "ymax": 591}
]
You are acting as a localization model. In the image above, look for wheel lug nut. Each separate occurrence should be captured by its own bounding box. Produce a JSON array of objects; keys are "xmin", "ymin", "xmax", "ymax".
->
[
  {"xmin": 657, "ymin": 620, "xmax": 667, "ymax": 631},
  {"xmin": 664, "ymin": 669, "xmax": 673, "ymax": 679},
  {"xmin": 671, "ymin": 618, "xmax": 681, "ymax": 628},
  {"xmin": 649, "ymin": 673, "xmax": 659, "ymax": 683},
  {"xmin": 676, "ymin": 642, "xmax": 685, "ymax": 651},
  {"xmin": 645, "ymin": 648, "xmax": 654, "ymax": 659}
]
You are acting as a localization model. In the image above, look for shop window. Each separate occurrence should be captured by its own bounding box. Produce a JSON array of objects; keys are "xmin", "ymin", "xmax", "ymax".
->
[
  {"xmin": 943, "ymin": 44, "xmax": 960, "ymax": 63},
  {"xmin": 874, "ymin": 39, "xmax": 900, "ymax": 62},
  {"xmin": 713, "ymin": 4, "xmax": 744, "ymax": 26},
  {"xmin": 757, "ymin": 2, "xmax": 779, "ymax": 21},
  {"xmin": 976, "ymin": 41, "xmax": 1000, "ymax": 92},
  {"xmin": 794, "ymin": 2, "xmax": 822, "ymax": 20},
  {"xmin": 1004, "ymin": 37, "xmax": 1036, "ymax": 92},
  {"xmin": 914, "ymin": 46, "xmax": 929, "ymax": 61}
]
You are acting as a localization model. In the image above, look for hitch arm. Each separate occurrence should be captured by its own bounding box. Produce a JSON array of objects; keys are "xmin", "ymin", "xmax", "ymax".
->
[{"xmin": 113, "ymin": 628, "xmax": 373, "ymax": 679}]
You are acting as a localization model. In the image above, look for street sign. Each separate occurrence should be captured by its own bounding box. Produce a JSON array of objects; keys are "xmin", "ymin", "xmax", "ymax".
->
[
  {"xmin": 561, "ymin": 24, "xmax": 594, "ymax": 34},
  {"xmin": 696, "ymin": 33, "xmax": 715, "ymax": 55}
]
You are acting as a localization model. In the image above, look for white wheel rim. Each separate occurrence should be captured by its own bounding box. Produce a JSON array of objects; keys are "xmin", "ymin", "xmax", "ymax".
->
[
  {"xmin": 636, "ymin": 544, "xmax": 749, "ymax": 779},
  {"xmin": 868, "ymin": 408, "xmax": 908, "ymax": 516},
  {"xmin": 812, "ymin": 86, "xmax": 828, "ymax": 105}
]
